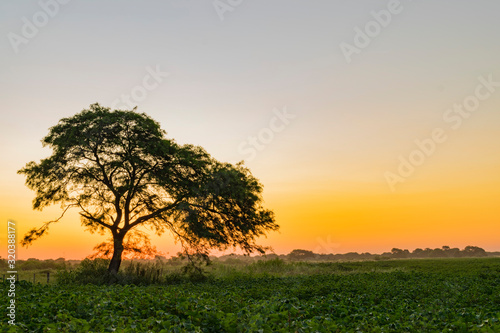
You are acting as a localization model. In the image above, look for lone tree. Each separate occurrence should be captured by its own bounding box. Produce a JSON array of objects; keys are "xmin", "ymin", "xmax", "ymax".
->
[{"xmin": 19, "ymin": 104, "xmax": 278, "ymax": 274}]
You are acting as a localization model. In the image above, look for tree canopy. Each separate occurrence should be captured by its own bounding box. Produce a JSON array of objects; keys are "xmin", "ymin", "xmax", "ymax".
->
[{"xmin": 19, "ymin": 103, "xmax": 278, "ymax": 273}]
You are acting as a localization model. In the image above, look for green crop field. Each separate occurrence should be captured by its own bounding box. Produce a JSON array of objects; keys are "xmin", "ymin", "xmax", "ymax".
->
[{"xmin": 2, "ymin": 258, "xmax": 500, "ymax": 332}]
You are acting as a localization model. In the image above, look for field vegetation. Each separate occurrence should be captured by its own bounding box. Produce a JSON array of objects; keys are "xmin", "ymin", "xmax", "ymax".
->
[{"xmin": 2, "ymin": 256, "xmax": 500, "ymax": 332}]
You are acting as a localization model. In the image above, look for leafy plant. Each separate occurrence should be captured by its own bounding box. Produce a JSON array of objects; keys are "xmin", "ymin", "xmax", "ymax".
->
[{"xmin": 4, "ymin": 258, "xmax": 499, "ymax": 332}]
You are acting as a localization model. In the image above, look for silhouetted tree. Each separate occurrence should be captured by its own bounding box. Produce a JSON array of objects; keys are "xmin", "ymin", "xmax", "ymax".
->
[
  {"xmin": 391, "ymin": 248, "xmax": 410, "ymax": 258},
  {"xmin": 448, "ymin": 248, "xmax": 461, "ymax": 257},
  {"xmin": 18, "ymin": 104, "xmax": 278, "ymax": 274},
  {"xmin": 430, "ymin": 248, "xmax": 444, "ymax": 257},
  {"xmin": 441, "ymin": 246, "xmax": 461, "ymax": 257},
  {"xmin": 463, "ymin": 246, "xmax": 487, "ymax": 257},
  {"xmin": 412, "ymin": 248, "xmax": 424, "ymax": 257},
  {"xmin": 288, "ymin": 249, "xmax": 317, "ymax": 260}
]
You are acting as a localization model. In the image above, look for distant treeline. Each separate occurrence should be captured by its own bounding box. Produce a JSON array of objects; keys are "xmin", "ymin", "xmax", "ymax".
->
[
  {"xmin": 279, "ymin": 246, "xmax": 494, "ymax": 261},
  {"xmin": 0, "ymin": 257, "xmax": 70, "ymax": 271},
  {"xmin": 1, "ymin": 246, "xmax": 497, "ymax": 270},
  {"xmin": 216, "ymin": 245, "xmax": 496, "ymax": 262}
]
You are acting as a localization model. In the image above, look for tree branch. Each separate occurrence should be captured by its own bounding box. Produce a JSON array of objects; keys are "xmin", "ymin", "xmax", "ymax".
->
[
  {"xmin": 126, "ymin": 198, "xmax": 182, "ymax": 231},
  {"xmin": 78, "ymin": 203, "xmax": 114, "ymax": 231},
  {"xmin": 21, "ymin": 203, "xmax": 78, "ymax": 246}
]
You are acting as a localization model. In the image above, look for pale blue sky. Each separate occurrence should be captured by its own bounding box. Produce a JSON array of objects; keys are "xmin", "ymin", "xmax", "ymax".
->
[
  {"xmin": 2, "ymin": 0, "xmax": 499, "ymax": 187},
  {"xmin": 2, "ymin": 1, "xmax": 499, "ymax": 159}
]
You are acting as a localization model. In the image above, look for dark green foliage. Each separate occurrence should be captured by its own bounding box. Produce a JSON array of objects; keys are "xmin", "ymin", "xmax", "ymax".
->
[
  {"xmin": 3, "ymin": 258, "xmax": 500, "ymax": 332},
  {"xmin": 56, "ymin": 259, "xmax": 111, "ymax": 285},
  {"xmin": 55, "ymin": 259, "xmax": 202, "ymax": 286}
]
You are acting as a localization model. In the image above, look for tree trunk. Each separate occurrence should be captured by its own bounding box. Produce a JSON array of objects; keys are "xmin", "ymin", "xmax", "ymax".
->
[{"xmin": 108, "ymin": 234, "xmax": 124, "ymax": 274}]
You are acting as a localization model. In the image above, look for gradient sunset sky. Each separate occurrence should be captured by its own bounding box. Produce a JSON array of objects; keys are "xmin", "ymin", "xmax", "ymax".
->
[{"xmin": 1, "ymin": 1, "xmax": 499, "ymax": 259}]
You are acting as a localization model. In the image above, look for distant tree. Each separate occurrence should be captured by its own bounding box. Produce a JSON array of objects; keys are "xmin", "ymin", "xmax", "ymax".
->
[
  {"xmin": 412, "ymin": 248, "xmax": 424, "ymax": 257},
  {"xmin": 430, "ymin": 248, "xmax": 444, "ymax": 257},
  {"xmin": 288, "ymin": 249, "xmax": 317, "ymax": 260},
  {"xmin": 422, "ymin": 248, "xmax": 434, "ymax": 257},
  {"xmin": 463, "ymin": 246, "xmax": 487, "ymax": 257},
  {"xmin": 391, "ymin": 248, "xmax": 402, "ymax": 254},
  {"xmin": 344, "ymin": 252, "xmax": 364, "ymax": 260},
  {"xmin": 448, "ymin": 248, "xmax": 461, "ymax": 257},
  {"xmin": 391, "ymin": 248, "xmax": 409, "ymax": 258},
  {"xmin": 441, "ymin": 246, "xmax": 461, "ymax": 257},
  {"xmin": 18, "ymin": 104, "xmax": 278, "ymax": 274},
  {"xmin": 263, "ymin": 253, "xmax": 279, "ymax": 260}
]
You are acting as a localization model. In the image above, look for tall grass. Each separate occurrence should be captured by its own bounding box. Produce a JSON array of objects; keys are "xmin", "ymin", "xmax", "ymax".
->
[
  {"xmin": 53, "ymin": 257, "xmax": 500, "ymax": 285},
  {"xmin": 56, "ymin": 258, "xmax": 205, "ymax": 285}
]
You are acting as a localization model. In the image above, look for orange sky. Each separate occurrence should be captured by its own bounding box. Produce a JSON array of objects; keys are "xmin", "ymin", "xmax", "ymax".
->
[{"xmin": 3, "ymin": 153, "xmax": 499, "ymax": 259}]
